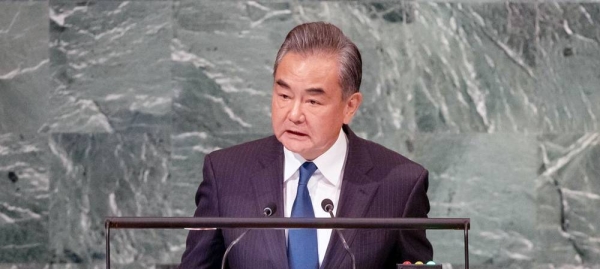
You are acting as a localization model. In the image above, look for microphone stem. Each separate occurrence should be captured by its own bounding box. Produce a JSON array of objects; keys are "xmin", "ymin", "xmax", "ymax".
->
[
  {"xmin": 221, "ymin": 230, "xmax": 249, "ymax": 269},
  {"xmin": 328, "ymin": 209, "xmax": 356, "ymax": 269},
  {"xmin": 335, "ymin": 229, "xmax": 357, "ymax": 269},
  {"xmin": 221, "ymin": 205, "xmax": 275, "ymax": 269}
]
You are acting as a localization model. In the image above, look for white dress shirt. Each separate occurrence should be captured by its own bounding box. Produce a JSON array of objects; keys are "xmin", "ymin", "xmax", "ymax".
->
[{"xmin": 283, "ymin": 129, "xmax": 348, "ymax": 266}]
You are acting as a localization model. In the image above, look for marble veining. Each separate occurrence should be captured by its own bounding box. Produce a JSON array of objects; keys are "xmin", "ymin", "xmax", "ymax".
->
[
  {"xmin": 0, "ymin": 133, "xmax": 49, "ymax": 263},
  {"xmin": 44, "ymin": 1, "xmax": 173, "ymax": 134},
  {"xmin": 0, "ymin": 1, "xmax": 599, "ymax": 268},
  {"xmin": 0, "ymin": 2, "xmax": 50, "ymax": 135}
]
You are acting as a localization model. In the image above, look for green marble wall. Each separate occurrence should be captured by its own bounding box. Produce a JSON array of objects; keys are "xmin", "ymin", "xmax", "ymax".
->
[{"xmin": 1, "ymin": 1, "xmax": 599, "ymax": 268}]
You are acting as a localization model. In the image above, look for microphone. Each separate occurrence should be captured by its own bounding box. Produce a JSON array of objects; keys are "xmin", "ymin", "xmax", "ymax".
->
[
  {"xmin": 263, "ymin": 202, "xmax": 277, "ymax": 217},
  {"xmin": 321, "ymin": 199, "xmax": 334, "ymax": 216},
  {"xmin": 321, "ymin": 199, "xmax": 356, "ymax": 269},
  {"xmin": 221, "ymin": 203, "xmax": 277, "ymax": 269}
]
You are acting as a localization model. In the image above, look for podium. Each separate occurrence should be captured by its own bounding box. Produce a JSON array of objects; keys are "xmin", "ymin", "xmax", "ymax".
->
[{"xmin": 105, "ymin": 217, "xmax": 470, "ymax": 269}]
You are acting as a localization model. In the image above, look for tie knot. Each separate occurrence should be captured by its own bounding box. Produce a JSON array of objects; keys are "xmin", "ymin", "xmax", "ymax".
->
[{"xmin": 298, "ymin": 162, "xmax": 317, "ymax": 185}]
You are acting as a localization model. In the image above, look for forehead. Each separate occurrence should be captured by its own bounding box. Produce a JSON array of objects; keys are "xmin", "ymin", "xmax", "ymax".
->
[{"xmin": 275, "ymin": 52, "xmax": 341, "ymax": 87}]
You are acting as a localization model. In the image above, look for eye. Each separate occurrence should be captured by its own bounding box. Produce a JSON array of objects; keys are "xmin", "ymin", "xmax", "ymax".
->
[
  {"xmin": 308, "ymin": 99, "xmax": 320, "ymax": 105},
  {"xmin": 279, "ymin": 94, "xmax": 291, "ymax": 100}
]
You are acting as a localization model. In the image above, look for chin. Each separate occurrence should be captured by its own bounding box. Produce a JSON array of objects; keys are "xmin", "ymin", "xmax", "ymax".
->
[
  {"xmin": 281, "ymin": 140, "xmax": 310, "ymax": 155},
  {"xmin": 281, "ymin": 141, "xmax": 304, "ymax": 153}
]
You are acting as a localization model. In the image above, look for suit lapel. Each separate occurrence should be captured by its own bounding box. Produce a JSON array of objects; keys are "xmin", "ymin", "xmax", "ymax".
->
[
  {"xmin": 321, "ymin": 126, "xmax": 381, "ymax": 269},
  {"xmin": 246, "ymin": 128, "xmax": 381, "ymax": 269},
  {"xmin": 248, "ymin": 137, "xmax": 289, "ymax": 269}
]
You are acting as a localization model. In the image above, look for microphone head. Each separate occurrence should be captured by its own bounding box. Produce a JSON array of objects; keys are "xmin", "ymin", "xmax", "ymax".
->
[
  {"xmin": 263, "ymin": 202, "xmax": 277, "ymax": 217},
  {"xmin": 321, "ymin": 199, "xmax": 334, "ymax": 213}
]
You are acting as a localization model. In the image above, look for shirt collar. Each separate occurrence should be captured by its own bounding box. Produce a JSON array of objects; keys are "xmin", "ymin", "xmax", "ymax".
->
[{"xmin": 283, "ymin": 129, "xmax": 348, "ymax": 187}]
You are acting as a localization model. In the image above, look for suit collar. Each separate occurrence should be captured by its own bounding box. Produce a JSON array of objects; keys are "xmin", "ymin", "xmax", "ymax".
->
[
  {"xmin": 336, "ymin": 124, "xmax": 379, "ymax": 218},
  {"xmin": 321, "ymin": 125, "xmax": 381, "ymax": 269},
  {"xmin": 247, "ymin": 129, "xmax": 382, "ymax": 269},
  {"xmin": 248, "ymin": 136, "xmax": 290, "ymax": 269},
  {"xmin": 251, "ymin": 136, "xmax": 285, "ymax": 217}
]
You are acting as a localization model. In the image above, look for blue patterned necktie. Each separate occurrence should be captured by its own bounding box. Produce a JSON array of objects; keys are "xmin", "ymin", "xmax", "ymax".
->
[{"xmin": 288, "ymin": 162, "xmax": 319, "ymax": 269}]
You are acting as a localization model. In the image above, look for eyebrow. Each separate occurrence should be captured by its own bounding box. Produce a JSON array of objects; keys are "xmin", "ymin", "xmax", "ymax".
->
[
  {"xmin": 275, "ymin": 79, "xmax": 290, "ymax": 89},
  {"xmin": 305, "ymin": 88, "xmax": 325, "ymax": 95},
  {"xmin": 275, "ymin": 79, "xmax": 325, "ymax": 95}
]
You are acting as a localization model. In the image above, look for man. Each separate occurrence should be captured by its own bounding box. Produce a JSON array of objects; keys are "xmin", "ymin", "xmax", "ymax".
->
[{"xmin": 180, "ymin": 22, "xmax": 432, "ymax": 269}]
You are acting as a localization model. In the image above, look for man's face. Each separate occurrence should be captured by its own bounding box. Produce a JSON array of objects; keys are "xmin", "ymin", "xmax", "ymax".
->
[{"xmin": 271, "ymin": 52, "xmax": 362, "ymax": 160}]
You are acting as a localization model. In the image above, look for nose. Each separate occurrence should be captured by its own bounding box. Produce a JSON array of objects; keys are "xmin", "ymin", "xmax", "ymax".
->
[{"xmin": 287, "ymin": 100, "xmax": 305, "ymax": 124}]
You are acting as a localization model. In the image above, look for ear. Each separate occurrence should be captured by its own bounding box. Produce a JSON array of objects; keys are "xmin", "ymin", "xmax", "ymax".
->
[{"xmin": 343, "ymin": 92, "xmax": 363, "ymax": 124}]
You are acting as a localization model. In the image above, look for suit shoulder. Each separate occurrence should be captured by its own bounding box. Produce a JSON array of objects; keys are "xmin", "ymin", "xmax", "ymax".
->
[
  {"xmin": 357, "ymin": 136, "xmax": 426, "ymax": 173},
  {"xmin": 206, "ymin": 135, "xmax": 279, "ymax": 163}
]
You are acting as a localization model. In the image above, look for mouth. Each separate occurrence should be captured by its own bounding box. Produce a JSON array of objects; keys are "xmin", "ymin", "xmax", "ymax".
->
[{"xmin": 285, "ymin": 130, "xmax": 308, "ymax": 137}]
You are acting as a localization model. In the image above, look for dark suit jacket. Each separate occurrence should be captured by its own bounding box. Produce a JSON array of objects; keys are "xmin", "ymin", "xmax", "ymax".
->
[{"xmin": 180, "ymin": 125, "xmax": 433, "ymax": 269}]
